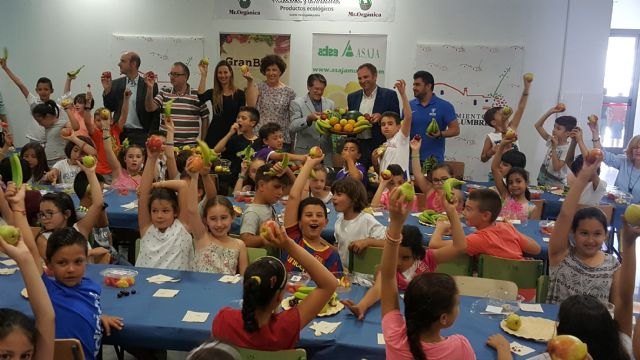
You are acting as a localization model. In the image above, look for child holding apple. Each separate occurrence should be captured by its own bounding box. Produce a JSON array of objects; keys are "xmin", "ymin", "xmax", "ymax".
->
[
  {"xmin": 5, "ymin": 182, "xmax": 123, "ymax": 360},
  {"xmin": 343, "ymin": 191, "xmax": 466, "ymax": 321},
  {"xmin": 31, "ymin": 100, "xmax": 79, "ymax": 166},
  {"xmin": 45, "ymin": 135, "xmax": 96, "ymax": 185},
  {"xmin": 534, "ymin": 104, "xmax": 577, "ymax": 186},
  {"xmin": 371, "ymin": 164, "xmax": 419, "ymax": 211},
  {"xmin": 254, "ymin": 122, "xmax": 306, "ymax": 164},
  {"xmin": 136, "ymin": 139, "xmax": 194, "ymax": 271},
  {"xmin": 409, "ymin": 137, "xmax": 463, "ymax": 212},
  {"xmin": 211, "ymin": 222, "xmax": 338, "ymax": 350},
  {"xmin": 281, "ymin": 151, "xmax": 342, "ymax": 273},
  {"xmin": 101, "ymin": 113, "xmax": 146, "ymax": 190},
  {"xmin": 372, "ymin": 80, "xmax": 412, "ymax": 175},
  {"xmin": 565, "ymin": 127, "xmax": 607, "ymax": 206},
  {"xmin": 547, "ymin": 157, "xmax": 621, "ymax": 305},
  {"xmin": 85, "ymin": 88, "xmax": 130, "ymax": 178}
]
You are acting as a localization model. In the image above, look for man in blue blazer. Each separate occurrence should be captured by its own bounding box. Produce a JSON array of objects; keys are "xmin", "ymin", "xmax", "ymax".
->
[
  {"xmin": 290, "ymin": 73, "xmax": 335, "ymax": 167},
  {"xmin": 347, "ymin": 63, "xmax": 400, "ymax": 169},
  {"xmin": 102, "ymin": 51, "xmax": 159, "ymax": 146}
]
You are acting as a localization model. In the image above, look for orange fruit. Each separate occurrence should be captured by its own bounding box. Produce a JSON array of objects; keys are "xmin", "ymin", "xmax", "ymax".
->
[
  {"xmin": 344, "ymin": 124, "xmax": 354, "ymax": 133},
  {"xmin": 333, "ymin": 124, "xmax": 342, "ymax": 132},
  {"xmin": 347, "ymin": 119, "xmax": 356, "ymax": 126}
]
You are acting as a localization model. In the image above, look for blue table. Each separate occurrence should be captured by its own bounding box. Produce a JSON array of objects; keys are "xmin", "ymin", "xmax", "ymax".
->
[{"xmin": 0, "ymin": 262, "xmax": 558, "ymax": 359}]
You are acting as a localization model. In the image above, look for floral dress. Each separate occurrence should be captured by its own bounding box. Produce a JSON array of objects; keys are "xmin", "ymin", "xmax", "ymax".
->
[
  {"xmin": 256, "ymin": 82, "xmax": 296, "ymax": 143},
  {"xmin": 194, "ymin": 242, "xmax": 240, "ymax": 274},
  {"xmin": 499, "ymin": 197, "xmax": 535, "ymax": 222}
]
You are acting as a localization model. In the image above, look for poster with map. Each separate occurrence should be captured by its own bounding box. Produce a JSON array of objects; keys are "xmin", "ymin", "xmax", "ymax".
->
[{"xmin": 415, "ymin": 44, "xmax": 525, "ymax": 180}]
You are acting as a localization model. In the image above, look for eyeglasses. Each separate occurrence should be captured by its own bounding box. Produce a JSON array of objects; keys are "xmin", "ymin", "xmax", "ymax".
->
[
  {"xmin": 168, "ymin": 72, "xmax": 186, "ymax": 77},
  {"xmin": 432, "ymin": 177, "xmax": 450, "ymax": 184},
  {"xmin": 38, "ymin": 210, "xmax": 60, "ymax": 220}
]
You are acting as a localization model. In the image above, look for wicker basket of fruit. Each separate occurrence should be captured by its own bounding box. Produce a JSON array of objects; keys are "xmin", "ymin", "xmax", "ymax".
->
[{"xmin": 314, "ymin": 109, "xmax": 373, "ymax": 136}]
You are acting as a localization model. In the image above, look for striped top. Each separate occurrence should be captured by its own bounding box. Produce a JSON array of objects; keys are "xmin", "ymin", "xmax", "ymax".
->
[{"xmin": 155, "ymin": 86, "xmax": 209, "ymax": 145}]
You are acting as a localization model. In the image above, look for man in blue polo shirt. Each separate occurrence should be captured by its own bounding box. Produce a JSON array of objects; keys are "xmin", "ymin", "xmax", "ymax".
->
[{"xmin": 409, "ymin": 71, "xmax": 459, "ymax": 163}]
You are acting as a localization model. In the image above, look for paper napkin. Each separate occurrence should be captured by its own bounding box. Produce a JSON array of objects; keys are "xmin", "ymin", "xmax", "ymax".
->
[
  {"xmin": 519, "ymin": 303, "xmax": 544, "ymax": 313},
  {"xmin": 182, "ymin": 310, "xmax": 209, "ymax": 323},
  {"xmin": 121, "ymin": 201, "xmax": 138, "ymax": 210},
  {"xmin": 0, "ymin": 259, "xmax": 17, "ymax": 266},
  {"xmin": 146, "ymin": 274, "xmax": 180, "ymax": 284},
  {"xmin": 510, "ymin": 341, "xmax": 535, "ymax": 356},
  {"xmin": 309, "ymin": 321, "xmax": 341, "ymax": 336},
  {"xmin": 0, "ymin": 268, "xmax": 18, "ymax": 275},
  {"xmin": 526, "ymin": 353, "xmax": 551, "ymax": 360},
  {"xmin": 152, "ymin": 289, "xmax": 180, "ymax": 298},
  {"xmin": 219, "ymin": 274, "xmax": 242, "ymax": 284},
  {"xmin": 377, "ymin": 333, "xmax": 385, "ymax": 345}
]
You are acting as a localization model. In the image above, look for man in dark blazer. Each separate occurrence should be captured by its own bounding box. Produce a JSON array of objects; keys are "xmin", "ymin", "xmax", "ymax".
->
[
  {"xmin": 347, "ymin": 63, "xmax": 400, "ymax": 169},
  {"xmin": 102, "ymin": 51, "xmax": 159, "ymax": 145}
]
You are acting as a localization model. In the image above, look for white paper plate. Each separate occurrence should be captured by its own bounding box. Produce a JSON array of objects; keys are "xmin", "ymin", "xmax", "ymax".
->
[{"xmin": 500, "ymin": 316, "xmax": 556, "ymax": 342}]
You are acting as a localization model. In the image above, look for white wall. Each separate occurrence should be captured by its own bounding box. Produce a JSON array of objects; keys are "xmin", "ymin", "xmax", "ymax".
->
[{"xmin": 0, "ymin": 0, "xmax": 612, "ymax": 179}]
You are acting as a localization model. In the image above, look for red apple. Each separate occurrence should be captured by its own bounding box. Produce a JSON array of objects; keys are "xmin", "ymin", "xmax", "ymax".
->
[
  {"xmin": 587, "ymin": 115, "xmax": 598, "ymax": 124},
  {"xmin": 364, "ymin": 113, "xmax": 371, "ymax": 121},
  {"xmin": 101, "ymin": 71, "xmax": 112, "ymax": 79},
  {"xmin": 556, "ymin": 103, "xmax": 566, "ymax": 112},
  {"xmin": 185, "ymin": 155, "xmax": 204, "ymax": 173},
  {"xmin": 0, "ymin": 225, "xmax": 20, "ymax": 245},
  {"xmin": 320, "ymin": 113, "xmax": 328, "ymax": 120},
  {"xmin": 309, "ymin": 146, "xmax": 323, "ymax": 159},
  {"xmin": 381, "ymin": 169, "xmax": 392, "ymax": 181},
  {"xmin": 260, "ymin": 220, "xmax": 279, "ymax": 242},
  {"xmin": 547, "ymin": 335, "xmax": 588, "ymax": 360},
  {"xmin": 585, "ymin": 148, "xmax": 603, "ymax": 164},
  {"xmin": 146, "ymin": 135, "xmax": 164, "ymax": 152},
  {"xmin": 82, "ymin": 156, "xmax": 96, "ymax": 168},
  {"xmin": 413, "ymin": 134, "xmax": 421, "ymax": 141}
]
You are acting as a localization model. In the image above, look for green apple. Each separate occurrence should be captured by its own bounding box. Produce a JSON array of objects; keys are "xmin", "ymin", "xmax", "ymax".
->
[
  {"xmin": 381, "ymin": 169, "xmax": 392, "ymax": 181},
  {"xmin": 624, "ymin": 204, "xmax": 640, "ymax": 226},
  {"xmin": 82, "ymin": 155, "xmax": 96, "ymax": 168},
  {"xmin": 523, "ymin": 73, "xmax": 534, "ymax": 82},
  {"xmin": 505, "ymin": 313, "xmax": 521, "ymax": 331},
  {"xmin": 0, "ymin": 225, "xmax": 20, "ymax": 246}
]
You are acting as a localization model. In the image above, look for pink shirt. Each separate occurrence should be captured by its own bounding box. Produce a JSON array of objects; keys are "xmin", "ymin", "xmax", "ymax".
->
[
  {"xmin": 112, "ymin": 172, "xmax": 140, "ymax": 190},
  {"xmin": 382, "ymin": 309, "xmax": 476, "ymax": 360},
  {"xmin": 396, "ymin": 249, "xmax": 437, "ymax": 291}
]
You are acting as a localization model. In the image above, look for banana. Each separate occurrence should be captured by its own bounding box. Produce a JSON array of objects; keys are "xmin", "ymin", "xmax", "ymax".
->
[
  {"xmin": 314, "ymin": 121, "xmax": 328, "ymax": 135},
  {"xmin": 316, "ymin": 119, "xmax": 332, "ymax": 129},
  {"xmin": 9, "ymin": 153, "xmax": 22, "ymax": 187},
  {"xmin": 443, "ymin": 178, "xmax": 465, "ymax": 203},
  {"xmin": 297, "ymin": 286, "xmax": 316, "ymax": 294},
  {"xmin": 197, "ymin": 139, "xmax": 219, "ymax": 167},
  {"xmin": 67, "ymin": 65, "xmax": 85, "ymax": 78},
  {"xmin": 354, "ymin": 119, "xmax": 370, "ymax": 127},
  {"xmin": 353, "ymin": 124, "xmax": 373, "ymax": 133}
]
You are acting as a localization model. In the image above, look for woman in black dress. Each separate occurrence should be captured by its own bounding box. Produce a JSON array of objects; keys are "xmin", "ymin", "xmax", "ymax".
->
[{"xmin": 198, "ymin": 60, "xmax": 257, "ymax": 148}]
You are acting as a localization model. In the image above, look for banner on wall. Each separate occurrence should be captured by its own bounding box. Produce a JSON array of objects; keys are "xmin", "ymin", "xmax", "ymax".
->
[
  {"xmin": 415, "ymin": 44, "xmax": 525, "ymax": 181},
  {"xmin": 311, "ymin": 33, "xmax": 387, "ymax": 110},
  {"xmin": 219, "ymin": 33, "xmax": 291, "ymax": 89},
  {"xmin": 213, "ymin": 0, "xmax": 395, "ymax": 22}
]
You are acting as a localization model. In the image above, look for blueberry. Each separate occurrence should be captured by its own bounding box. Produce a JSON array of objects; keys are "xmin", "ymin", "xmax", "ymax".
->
[
  {"xmin": 117, "ymin": 293, "xmax": 123, "ymax": 298},
  {"xmin": 131, "ymin": 290, "xmax": 136, "ymax": 295}
]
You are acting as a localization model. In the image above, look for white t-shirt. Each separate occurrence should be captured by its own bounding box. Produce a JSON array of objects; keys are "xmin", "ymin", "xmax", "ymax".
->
[
  {"xmin": 52, "ymin": 159, "xmax": 81, "ymax": 185},
  {"xmin": 26, "ymin": 92, "xmax": 70, "ymax": 143},
  {"xmin": 579, "ymin": 179, "xmax": 607, "ymax": 206},
  {"xmin": 541, "ymin": 140, "xmax": 570, "ymax": 181},
  {"xmin": 380, "ymin": 130, "xmax": 410, "ymax": 175},
  {"xmin": 334, "ymin": 212, "xmax": 386, "ymax": 268}
]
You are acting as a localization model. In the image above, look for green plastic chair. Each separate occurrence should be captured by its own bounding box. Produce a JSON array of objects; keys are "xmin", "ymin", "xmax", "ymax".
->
[
  {"xmin": 247, "ymin": 247, "xmax": 268, "ymax": 264},
  {"xmin": 235, "ymin": 347, "xmax": 307, "ymax": 360},
  {"xmin": 478, "ymin": 254, "xmax": 544, "ymax": 301},
  {"xmin": 349, "ymin": 247, "xmax": 383, "ymax": 275},
  {"xmin": 436, "ymin": 254, "xmax": 472, "ymax": 276},
  {"xmin": 536, "ymin": 275, "xmax": 549, "ymax": 303}
]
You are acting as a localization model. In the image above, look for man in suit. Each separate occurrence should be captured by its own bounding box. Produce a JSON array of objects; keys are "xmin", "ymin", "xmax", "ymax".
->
[
  {"xmin": 290, "ymin": 73, "xmax": 335, "ymax": 167},
  {"xmin": 102, "ymin": 51, "xmax": 159, "ymax": 146},
  {"xmin": 347, "ymin": 63, "xmax": 400, "ymax": 169}
]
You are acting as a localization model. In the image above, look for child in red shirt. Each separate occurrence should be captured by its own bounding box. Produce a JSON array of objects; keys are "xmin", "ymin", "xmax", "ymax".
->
[
  {"xmin": 211, "ymin": 220, "xmax": 338, "ymax": 350},
  {"xmin": 430, "ymin": 188, "xmax": 541, "ymax": 260}
]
